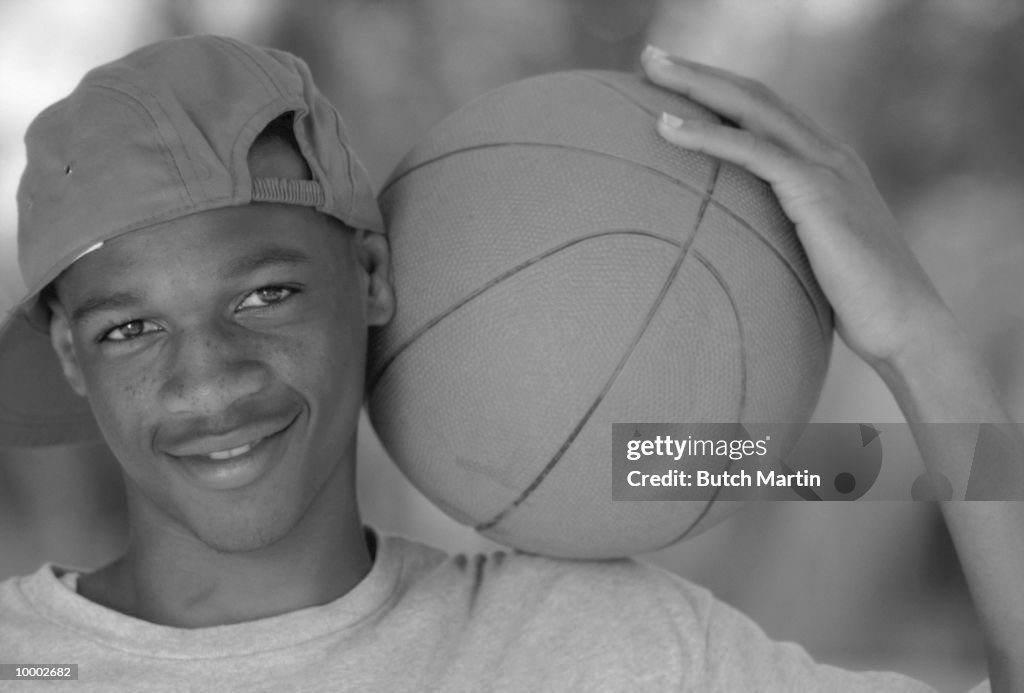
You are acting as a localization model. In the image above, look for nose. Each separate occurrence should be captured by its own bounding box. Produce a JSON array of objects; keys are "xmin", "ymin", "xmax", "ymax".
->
[{"xmin": 159, "ymin": 322, "xmax": 271, "ymax": 416}]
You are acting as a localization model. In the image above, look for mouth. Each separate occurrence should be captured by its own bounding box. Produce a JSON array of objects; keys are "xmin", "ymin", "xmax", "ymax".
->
[
  {"xmin": 165, "ymin": 415, "xmax": 297, "ymax": 491},
  {"xmin": 164, "ymin": 411, "xmax": 296, "ymax": 458}
]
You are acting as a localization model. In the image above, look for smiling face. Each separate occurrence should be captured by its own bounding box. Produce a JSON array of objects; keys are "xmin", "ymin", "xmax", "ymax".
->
[{"xmin": 47, "ymin": 204, "xmax": 393, "ymax": 552}]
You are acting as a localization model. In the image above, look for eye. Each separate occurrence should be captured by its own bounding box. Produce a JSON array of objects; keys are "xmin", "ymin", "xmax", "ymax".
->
[
  {"xmin": 100, "ymin": 319, "xmax": 161, "ymax": 343},
  {"xmin": 236, "ymin": 285, "xmax": 297, "ymax": 311}
]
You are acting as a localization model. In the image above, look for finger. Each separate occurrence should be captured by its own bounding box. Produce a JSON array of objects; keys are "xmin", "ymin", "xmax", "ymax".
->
[
  {"xmin": 642, "ymin": 46, "xmax": 833, "ymax": 163},
  {"xmin": 656, "ymin": 112, "xmax": 804, "ymax": 188}
]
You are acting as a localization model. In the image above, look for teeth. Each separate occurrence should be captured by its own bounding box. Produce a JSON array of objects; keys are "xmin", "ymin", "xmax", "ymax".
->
[{"xmin": 208, "ymin": 441, "xmax": 257, "ymax": 460}]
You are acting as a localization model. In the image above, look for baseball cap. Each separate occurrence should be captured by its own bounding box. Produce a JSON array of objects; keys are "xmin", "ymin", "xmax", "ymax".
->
[{"xmin": 0, "ymin": 34, "xmax": 384, "ymax": 448}]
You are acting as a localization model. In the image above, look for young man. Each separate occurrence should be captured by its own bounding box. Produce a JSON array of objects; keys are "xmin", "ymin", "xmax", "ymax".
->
[{"xmin": 0, "ymin": 35, "xmax": 1018, "ymax": 691}]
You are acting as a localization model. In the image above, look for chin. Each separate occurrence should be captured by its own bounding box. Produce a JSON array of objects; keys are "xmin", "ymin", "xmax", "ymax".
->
[{"xmin": 192, "ymin": 504, "xmax": 303, "ymax": 555}]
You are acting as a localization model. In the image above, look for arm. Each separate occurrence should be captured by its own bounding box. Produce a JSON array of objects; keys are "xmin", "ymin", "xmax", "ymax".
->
[
  {"xmin": 881, "ymin": 320, "xmax": 1024, "ymax": 692},
  {"xmin": 641, "ymin": 45, "xmax": 1024, "ymax": 692}
]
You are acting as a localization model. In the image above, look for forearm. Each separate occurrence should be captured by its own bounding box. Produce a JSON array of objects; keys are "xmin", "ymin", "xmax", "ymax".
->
[
  {"xmin": 876, "ymin": 311, "xmax": 1024, "ymax": 692},
  {"xmin": 640, "ymin": 46, "xmax": 1023, "ymax": 690}
]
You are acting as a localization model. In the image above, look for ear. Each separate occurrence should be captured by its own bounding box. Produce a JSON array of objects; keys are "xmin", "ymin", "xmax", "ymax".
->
[
  {"xmin": 355, "ymin": 230, "xmax": 396, "ymax": 328},
  {"xmin": 48, "ymin": 303, "xmax": 88, "ymax": 397}
]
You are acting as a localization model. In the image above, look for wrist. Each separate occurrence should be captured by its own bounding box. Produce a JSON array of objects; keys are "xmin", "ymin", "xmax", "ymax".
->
[
  {"xmin": 874, "ymin": 308, "xmax": 1007, "ymax": 425},
  {"xmin": 880, "ymin": 305, "xmax": 967, "ymax": 372}
]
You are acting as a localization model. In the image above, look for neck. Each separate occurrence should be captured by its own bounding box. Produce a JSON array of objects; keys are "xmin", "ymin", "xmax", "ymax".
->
[{"xmin": 79, "ymin": 454, "xmax": 372, "ymax": 628}]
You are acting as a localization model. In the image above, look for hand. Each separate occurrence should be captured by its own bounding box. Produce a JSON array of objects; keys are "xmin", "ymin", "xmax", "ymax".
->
[{"xmin": 641, "ymin": 45, "xmax": 957, "ymax": 371}]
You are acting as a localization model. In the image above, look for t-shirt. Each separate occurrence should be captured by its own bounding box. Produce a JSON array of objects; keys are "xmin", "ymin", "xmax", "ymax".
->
[{"xmin": 0, "ymin": 530, "xmax": 988, "ymax": 692}]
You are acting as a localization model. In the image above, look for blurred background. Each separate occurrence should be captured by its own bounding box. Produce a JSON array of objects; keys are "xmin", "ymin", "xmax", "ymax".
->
[{"xmin": 2, "ymin": 1, "xmax": 1022, "ymax": 690}]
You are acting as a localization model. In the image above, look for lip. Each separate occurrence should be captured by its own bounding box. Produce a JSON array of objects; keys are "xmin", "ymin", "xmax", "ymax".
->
[
  {"xmin": 165, "ymin": 415, "xmax": 297, "ymax": 491},
  {"xmin": 163, "ymin": 415, "xmax": 295, "ymax": 459}
]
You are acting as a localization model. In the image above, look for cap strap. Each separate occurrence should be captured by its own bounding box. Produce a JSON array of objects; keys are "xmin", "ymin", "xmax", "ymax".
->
[{"xmin": 251, "ymin": 177, "xmax": 325, "ymax": 207}]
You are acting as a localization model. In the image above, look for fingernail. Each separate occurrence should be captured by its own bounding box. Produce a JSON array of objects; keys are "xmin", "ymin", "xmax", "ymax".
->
[
  {"xmin": 644, "ymin": 44, "xmax": 672, "ymax": 66},
  {"xmin": 660, "ymin": 112, "xmax": 684, "ymax": 129}
]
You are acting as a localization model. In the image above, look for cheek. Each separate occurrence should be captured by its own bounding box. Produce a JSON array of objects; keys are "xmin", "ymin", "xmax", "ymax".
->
[
  {"xmin": 282, "ymin": 297, "xmax": 368, "ymax": 413},
  {"xmin": 82, "ymin": 361, "xmax": 163, "ymax": 453},
  {"xmin": 290, "ymin": 321, "xmax": 366, "ymax": 393}
]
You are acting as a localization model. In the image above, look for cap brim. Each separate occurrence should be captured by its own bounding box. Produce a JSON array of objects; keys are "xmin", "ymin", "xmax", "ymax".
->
[{"xmin": 0, "ymin": 309, "xmax": 102, "ymax": 448}]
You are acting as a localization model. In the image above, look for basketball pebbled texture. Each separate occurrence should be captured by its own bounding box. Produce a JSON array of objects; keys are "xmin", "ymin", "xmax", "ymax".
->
[{"xmin": 367, "ymin": 70, "xmax": 833, "ymax": 559}]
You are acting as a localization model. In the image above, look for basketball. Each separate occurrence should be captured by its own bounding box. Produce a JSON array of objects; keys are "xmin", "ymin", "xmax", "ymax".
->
[{"xmin": 367, "ymin": 70, "xmax": 833, "ymax": 559}]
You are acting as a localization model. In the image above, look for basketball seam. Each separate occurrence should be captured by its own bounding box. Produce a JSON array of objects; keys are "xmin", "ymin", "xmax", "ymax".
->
[
  {"xmin": 380, "ymin": 143, "xmax": 709, "ymax": 203},
  {"xmin": 571, "ymin": 71, "xmax": 830, "ymax": 342},
  {"xmin": 573, "ymin": 71, "xmax": 705, "ymax": 122},
  {"xmin": 657, "ymin": 252, "xmax": 747, "ymax": 547},
  {"xmin": 693, "ymin": 252, "xmax": 748, "ymax": 422},
  {"xmin": 716, "ymin": 205, "xmax": 831, "ymax": 347},
  {"xmin": 382, "ymin": 143, "xmax": 829, "ymax": 347},
  {"xmin": 476, "ymin": 162, "xmax": 723, "ymax": 533},
  {"xmin": 366, "ymin": 229, "xmax": 682, "ymax": 397}
]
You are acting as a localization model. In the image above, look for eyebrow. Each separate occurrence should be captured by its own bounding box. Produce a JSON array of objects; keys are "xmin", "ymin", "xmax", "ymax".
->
[
  {"xmin": 67, "ymin": 247, "xmax": 312, "ymax": 325},
  {"xmin": 69, "ymin": 291, "xmax": 144, "ymax": 325}
]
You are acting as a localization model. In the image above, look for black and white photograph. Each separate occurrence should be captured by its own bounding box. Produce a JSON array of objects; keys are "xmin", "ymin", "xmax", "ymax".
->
[{"xmin": 1, "ymin": 1, "xmax": 1022, "ymax": 691}]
